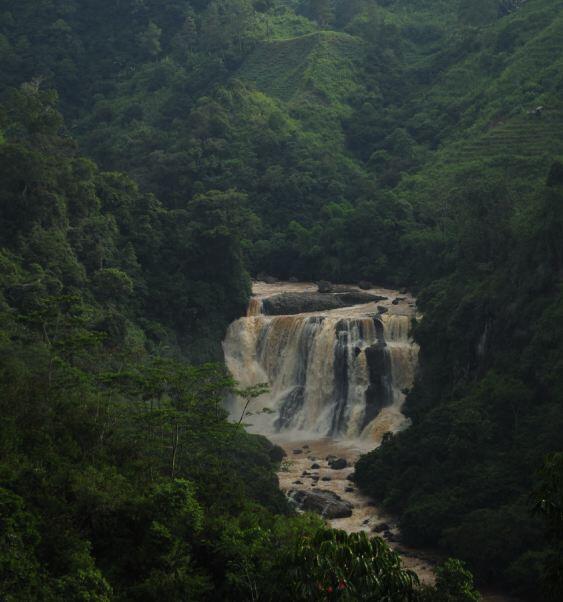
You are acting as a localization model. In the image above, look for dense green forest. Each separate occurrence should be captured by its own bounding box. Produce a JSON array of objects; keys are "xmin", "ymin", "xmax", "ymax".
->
[
  {"xmin": 0, "ymin": 54, "xmax": 459, "ymax": 602},
  {"xmin": 1, "ymin": 0, "xmax": 563, "ymax": 599}
]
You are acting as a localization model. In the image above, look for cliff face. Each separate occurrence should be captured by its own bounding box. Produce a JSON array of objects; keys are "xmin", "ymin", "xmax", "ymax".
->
[{"xmin": 223, "ymin": 282, "xmax": 418, "ymax": 441}]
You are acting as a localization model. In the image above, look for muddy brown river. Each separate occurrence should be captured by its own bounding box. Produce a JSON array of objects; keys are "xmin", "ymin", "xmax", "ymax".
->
[{"xmin": 272, "ymin": 437, "xmax": 438, "ymax": 584}]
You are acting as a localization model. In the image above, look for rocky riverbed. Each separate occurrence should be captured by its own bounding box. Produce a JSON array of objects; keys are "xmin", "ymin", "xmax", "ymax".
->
[
  {"xmin": 272, "ymin": 437, "xmax": 523, "ymax": 601},
  {"xmin": 272, "ymin": 437, "xmax": 438, "ymax": 584}
]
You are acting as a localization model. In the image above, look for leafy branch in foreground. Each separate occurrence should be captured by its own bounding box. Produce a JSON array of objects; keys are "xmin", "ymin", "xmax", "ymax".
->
[{"xmin": 236, "ymin": 382, "xmax": 270, "ymax": 424}]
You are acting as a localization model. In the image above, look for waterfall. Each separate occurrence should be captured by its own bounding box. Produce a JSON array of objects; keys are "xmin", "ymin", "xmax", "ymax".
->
[
  {"xmin": 223, "ymin": 288, "xmax": 418, "ymax": 442},
  {"xmin": 247, "ymin": 297, "xmax": 263, "ymax": 317}
]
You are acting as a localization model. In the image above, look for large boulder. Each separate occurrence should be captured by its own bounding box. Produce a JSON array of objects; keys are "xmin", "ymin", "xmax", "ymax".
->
[
  {"xmin": 358, "ymin": 280, "xmax": 373, "ymax": 290},
  {"xmin": 262, "ymin": 292, "xmax": 385, "ymax": 316},
  {"xmin": 262, "ymin": 293, "xmax": 338, "ymax": 315},
  {"xmin": 317, "ymin": 280, "xmax": 333, "ymax": 293},
  {"xmin": 289, "ymin": 489, "xmax": 353, "ymax": 519},
  {"xmin": 328, "ymin": 458, "xmax": 348, "ymax": 470}
]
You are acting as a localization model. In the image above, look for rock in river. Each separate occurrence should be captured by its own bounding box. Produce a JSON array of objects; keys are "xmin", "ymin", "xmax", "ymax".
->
[
  {"xmin": 289, "ymin": 489, "xmax": 353, "ymax": 519},
  {"xmin": 372, "ymin": 522, "xmax": 390, "ymax": 533},
  {"xmin": 328, "ymin": 457, "xmax": 347, "ymax": 470}
]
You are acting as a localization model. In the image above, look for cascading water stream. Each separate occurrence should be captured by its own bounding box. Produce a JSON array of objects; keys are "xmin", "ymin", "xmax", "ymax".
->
[{"xmin": 223, "ymin": 283, "xmax": 419, "ymax": 443}]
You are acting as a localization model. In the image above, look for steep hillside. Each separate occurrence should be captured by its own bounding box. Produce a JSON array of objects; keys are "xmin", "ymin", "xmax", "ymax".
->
[
  {"xmin": 399, "ymin": 0, "xmax": 563, "ymax": 212},
  {"xmin": 350, "ymin": 4, "xmax": 563, "ymax": 600}
]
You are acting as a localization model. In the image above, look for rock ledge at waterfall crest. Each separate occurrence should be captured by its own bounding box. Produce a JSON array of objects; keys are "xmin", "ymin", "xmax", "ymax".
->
[{"xmin": 261, "ymin": 291, "xmax": 386, "ymax": 315}]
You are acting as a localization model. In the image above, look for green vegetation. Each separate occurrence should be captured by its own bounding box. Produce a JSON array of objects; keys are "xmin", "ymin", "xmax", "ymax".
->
[
  {"xmin": 0, "ymin": 82, "xmax": 451, "ymax": 601},
  {"xmin": 1, "ymin": 0, "xmax": 563, "ymax": 599},
  {"xmin": 354, "ymin": 162, "xmax": 563, "ymax": 598}
]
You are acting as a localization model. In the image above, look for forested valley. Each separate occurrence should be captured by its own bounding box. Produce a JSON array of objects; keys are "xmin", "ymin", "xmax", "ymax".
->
[{"xmin": 0, "ymin": 0, "xmax": 562, "ymax": 600}]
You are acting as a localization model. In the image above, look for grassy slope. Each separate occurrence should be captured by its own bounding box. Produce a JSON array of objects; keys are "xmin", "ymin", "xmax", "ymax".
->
[
  {"xmin": 393, "ymin": 0, "xmax": 563, "ymax": 212},
  {"xmin": 237, "ymin": 31, "xmax": 362, "ymax": 102},
  {"xmin": 234, "ymin": 0, "xmax": 563, "ymax": 199},
  {"xmin": 235, "ymin": 30, "xmax": 364, "ymax": 148}
]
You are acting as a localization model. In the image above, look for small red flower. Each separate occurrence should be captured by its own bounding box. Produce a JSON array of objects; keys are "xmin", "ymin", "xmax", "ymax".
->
[
  {"xmin": 338, "ymin": 580, "xmax": 346, "ymax": 590},
  {"xmin": 327, "ymin": 585, "xmax": 333, "ymax": 593}
]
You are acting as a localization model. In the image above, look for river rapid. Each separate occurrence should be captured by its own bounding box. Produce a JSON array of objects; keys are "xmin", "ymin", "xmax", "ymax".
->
[{"xmin": 272, "ymin": 436, "xmax": 438, "ymax": 584}]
